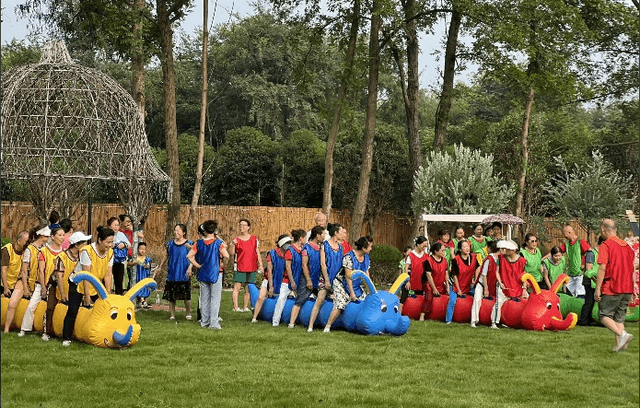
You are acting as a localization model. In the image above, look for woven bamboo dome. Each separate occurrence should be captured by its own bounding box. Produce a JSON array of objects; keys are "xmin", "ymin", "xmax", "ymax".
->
[{"xmin": 1, "ymin": 40, "xmax": 170, "ymax": 221}]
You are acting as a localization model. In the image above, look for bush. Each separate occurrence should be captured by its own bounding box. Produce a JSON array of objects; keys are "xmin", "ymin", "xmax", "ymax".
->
[
  {"xmin": 1, "ymin": 237, "xmax": 11, "ymax": 247},
  {"xmin": 369, "ymin": 244, "xmax": 403, "ymax": 264}
]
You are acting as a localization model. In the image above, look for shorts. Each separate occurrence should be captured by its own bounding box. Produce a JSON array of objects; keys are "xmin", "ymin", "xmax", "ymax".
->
[
  {"xmin": 162, "ymin": 281, "xmax": 192, "ymax": 302},
  {"xmin": 294, "ymin": 276, "xmax": 317, "ymax": 307},
  {"xmin": 598, "ymin": 293, "xmax": 632, "ymax": 323},
  {"xmin": 234, "ymin": 271, "xmax": 256, "ymax": 284}
]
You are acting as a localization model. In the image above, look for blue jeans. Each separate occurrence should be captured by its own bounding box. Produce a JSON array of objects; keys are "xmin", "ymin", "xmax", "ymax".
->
[
  {"xmin": 200, "ymin": 273, "xmax": 222, "ymax": 328},
  {"xmin": 446, "ymin": 290, "xmax": 458, "ymax": 323}
]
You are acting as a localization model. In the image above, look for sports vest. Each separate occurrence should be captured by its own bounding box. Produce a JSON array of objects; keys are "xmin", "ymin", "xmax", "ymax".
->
[{"xmin": 195, "ymin": 239, "xmax": 223, "ymax": 284}]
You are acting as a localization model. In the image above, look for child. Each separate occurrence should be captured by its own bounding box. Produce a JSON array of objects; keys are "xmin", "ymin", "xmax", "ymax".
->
[
  {"xmin": 187, "ymin": 220, "xmax": 229, "ymax": 329},
  {"xmin": 129, "ymin": 242, "xmax": 152, "ymax": 308}
]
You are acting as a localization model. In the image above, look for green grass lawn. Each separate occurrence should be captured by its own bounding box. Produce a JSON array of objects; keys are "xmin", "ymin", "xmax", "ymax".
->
[{"xmin": 2, "ymin": 290, "xmax": 638, "ymax": 408}]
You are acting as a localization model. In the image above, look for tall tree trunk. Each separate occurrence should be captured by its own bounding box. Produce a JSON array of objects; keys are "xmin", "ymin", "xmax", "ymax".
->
[
  {"xmin": 349, "ymin": 0, "xmax": 380, "ymax": 242},
  {"xmin": 515, "ymin": 86, "xmax": 535, "ymax": 237},
  {"xmin": 186, "ymin": 0, "xmax": 209, "ymax": 235},
  {"xmin": 433, "ymin": 4, "xmax": 461, "ymax": 150},
  {"xmin": 403, "ymin": 0, "xmax": 424, "ymax": 245},
  {"xmin": 131, "ymin": 0, "xmax": 146, "ymax": 121},
  {"xmin": 322, "ymin": 0, "xmax": 360, "ymax": 219},
  {"xmin": 158, "ymin": 0, "xmax": 181, "ymax": 241}
]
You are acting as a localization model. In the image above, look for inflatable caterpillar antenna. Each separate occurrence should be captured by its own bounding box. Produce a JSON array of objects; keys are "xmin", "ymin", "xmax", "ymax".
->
[
  {"xmin": 250, "ymin": 271, "xmax": 411, "ymax": 335},
  {"xmin": 1, "ymin": 273, "xmax": 157, "ymax": 348}
]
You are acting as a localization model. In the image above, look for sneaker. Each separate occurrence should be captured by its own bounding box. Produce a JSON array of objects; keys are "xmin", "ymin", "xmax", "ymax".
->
[
  {"xmin": 62, "ymin": 340, "xmax": 71, "ymax": 347},
  {"xmin": 243, "ymin": 308, "xmax": 251, "ymax": 312},
  {"xmin": 218, "ymin": 317, "xmax": 223, "ymax": 322},
  {"xmin": 323, "ymin": 327, "xmax": 330, "ymax": 333},
  {"xmin": 490, "ymin": 324, "xmax": 499, "ymax": 329},
  {"xmin": 446, "ymin": 321, "xmax": 451, "ymax": 324},
  {"xmin": 41, "ymin": 333, "xmax": 51, "ymax": 341},
  {"xmin": 621, "ymin": 332, "xmax": 634, "ymax": 351},
  {"xmin": 17, "ymin": 331, "xmax": 26, "ymax": 337},
  {"xmin": 287, "ymin": 324, "xmax": 295, "ymax": 329},
  {"xmin": 233, "ymin": 308, "xmax": 242, "ymax": 312},
  {"xmin": 142, "ymin": 301, "xmax": 150, "ymax": 309},
  {"xmin": 169, "ymin": 316, "xmax": 175, "ymax": 320},
  {"xmin": 614, "ymin": 332, "xmax": 633, "ymax": 352},
  {"xmin": 185, "ymin": 315, "xmax": 192, "ymax": 321},
  {"xmin": 251, "ymin": 319, "xmax": 258, "ymax": 323},
  {"xmin": 272, "ymin": 323, "xmax": 279, "ymax": 327},
  {"xmin": 307, "ymin": 327, "xmax": 313, "ymax": 333},
  {"xmin": 470, "ymin": 323, "xmax": 477, "ymax": 328}
]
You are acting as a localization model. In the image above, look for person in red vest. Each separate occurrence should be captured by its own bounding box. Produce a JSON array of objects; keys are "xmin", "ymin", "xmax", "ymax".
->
[
  {"xmin": 229, "ymin": 219, "xmax": 264, "ymax": 313},
  {"xmin": 493, "ymin": 240, "xmax": 528, "ymax": 328},
  {"xmin": 595, "ymin": 219, "xmax": 635, "ymax": 352},
  {"xmin": 421, "ymin": 242, "xmax": 449, "ymax": 321},
  {"xmin": 471, "ymin": 240, "xmax": 500, "ymax": 328},
  {"xmin": 400, "ymin": 236, "xmax": 429, "ymax": 310},
  {"xmin": 445, "ymin": 240, "xmax": 480, "ymax": 323}
]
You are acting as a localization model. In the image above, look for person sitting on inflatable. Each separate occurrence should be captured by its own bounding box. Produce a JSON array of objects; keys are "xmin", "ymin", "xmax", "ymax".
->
[
  {"xmin": 445, "ymin": 240, "xmax": 479, "ymax": 324},
  {"xmin": 471, "ymin": 240, "xmax": 500, "ymax": 328},
  {"xmin": 252, "ymin": 234, "xmax": 290, "ymax": 323},
  {"xmin": 307, "ymin": 223, "xmax": 345, "ymax": 332},
  {"xmin": 289, "ymin": 226, "xmax": 325, "ymax": 329},
  {"xmin": 493, "ymin": 240, "xmax": 528, "ymax": 329},
  {"xmin": 273, "ymin": 230, "xmax": 305, "ymax": 327},
  {"xmin": 324, "ymin": 236, "xmax": 373, "ymax": 333},
  {"xmin": 421, "ymin": 242, "xmax": 449, "ymax": 321}
]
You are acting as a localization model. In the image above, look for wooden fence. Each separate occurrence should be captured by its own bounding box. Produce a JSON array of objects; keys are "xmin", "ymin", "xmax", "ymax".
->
[{"xmin": 0, "ymin": 201, "xmax": 598, "ymax": 258}]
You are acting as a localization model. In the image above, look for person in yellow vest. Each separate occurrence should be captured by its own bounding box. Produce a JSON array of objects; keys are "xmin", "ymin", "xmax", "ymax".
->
[
  {"xmin": 53, "ymin": 231, "xmax": 91, "ymax": 304},
  {"xmin": 62, "ymin": 226, "xmax": 114, "ymax": 346},
  {"xmin": 35, "ymin": 227, "xmax": 68, "ymax": 341},
  {"xmin": 19, "ymin": 227, "xmax": 65, "ymax": 338},
  {"xmin": 6, "ymin": 226, "xmax": 49, "ymax": 335},
  {"xmin": 1, "ymin": 230, "xmax": 29, "ymax": 298}
]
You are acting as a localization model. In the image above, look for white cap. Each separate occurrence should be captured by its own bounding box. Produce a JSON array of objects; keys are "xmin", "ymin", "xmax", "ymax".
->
[
  {"xmin": 69, "ymin": 231, "xmax": 92, "ymax": 245},
  {"xmin": 36, "ymin": 226, "xmax": 51, "ymax": 237},
  {"xmin": 277, "ymin": 236, "xmax": 292, "ymax": 248},
  {"xmin": 497, "ymin": 240, "xmax": 517, "ymax": 250}
]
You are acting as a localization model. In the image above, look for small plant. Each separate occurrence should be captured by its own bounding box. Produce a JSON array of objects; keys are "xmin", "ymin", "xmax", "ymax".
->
[{"xmin": 0, "ymin": 237, "xmax": 11, "ymax": 247}]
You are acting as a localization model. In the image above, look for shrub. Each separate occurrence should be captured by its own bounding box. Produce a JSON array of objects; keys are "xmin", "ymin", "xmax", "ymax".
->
[
  {"xmin": 1, "ymin": 237, "xmax": 11, "ymax": 247},
  {"xmin": 369, "ymin": 244, "xmax": 403, "ymax": 264}
]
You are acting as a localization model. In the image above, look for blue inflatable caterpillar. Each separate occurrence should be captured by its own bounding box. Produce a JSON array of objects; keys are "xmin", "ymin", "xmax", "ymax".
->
[{"xmin": 249, "ymin": 271, "xmax": 411, "ymax": 335}]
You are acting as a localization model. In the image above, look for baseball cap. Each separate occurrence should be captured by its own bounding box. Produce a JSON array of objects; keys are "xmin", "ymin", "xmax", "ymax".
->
[
  {"xmin": 497, "ymin": 240, "xmax": 517, "ymax": 250},
  {"xmin": 69, "ymin": 231, "xmax": 92, "ymax": 244}
]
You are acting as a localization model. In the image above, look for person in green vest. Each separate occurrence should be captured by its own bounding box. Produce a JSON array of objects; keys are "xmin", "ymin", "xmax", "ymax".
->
[
  {"xmin": 520, "ymin": 233, "xmax": 544, "ymax": 289},
  {"xmin": 468, "ymin": 224, "xmax": 489, "ymax": 265},
  {"xmin": 559, "ymin": 225, "xmax": 591, "ymax": 297},
  {"xmin": 542, "ymin": 247, "xmax": 567, "ymax": 289},
  {"xmin": 579, "ymin": 235, "xmax": 604, "ymax": 326},
  {"xmin": 452, "ymin": 227, "xmax": 466, "ymax": 262}
]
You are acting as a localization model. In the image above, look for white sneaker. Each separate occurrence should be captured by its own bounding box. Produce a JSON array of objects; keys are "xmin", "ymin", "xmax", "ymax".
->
[
  {"xmin": 470, "ymin": 323, "xmax": 476, "ymax": 328},
  {"xmin": 614, "ymin": 331, "xmax": 633, "ymax": 352},
  {"xmin": 251, "ymin": 319, "xmax": 258, "ymax": 323},
  {"xmin": 62, "ymin": 340, "xmax": 71, "ymax": 347},
  {"xmin": 243, "ymin": 308, "xmax": 251, "ymax": 312},
  {"xmin": 490, "ymin": 324, "xmax": 499, "ymax": 329},
  {"xmin": 41, "ymin": 333, "xmax": 51, "ymax": 341},
  {"xmin": 323, "ymin": 327, "xmax": 330, "ymax": 333},
  {"xmin": 233, "ymin": 308, "xmax": 242, "ymax": 312},
  {"xmin": 17, "ymin": 331, "xmax": 26, "ymax": 337},
  {"xmin": 218, "ymin": 317, "xmax": 223, "ymax": 322},
  {"xmin": 307, "ymin": 327, "xmax": 313, "ymax": 333},
  {"xmin": 287, "ymin": 324, "xmax": 295, "ymax": 329}
]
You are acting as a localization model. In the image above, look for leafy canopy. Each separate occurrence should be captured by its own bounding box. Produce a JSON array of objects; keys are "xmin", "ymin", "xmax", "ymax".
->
[{"xmin": 412, "ymin": 144, "xmax": 515, "ymax": 215}]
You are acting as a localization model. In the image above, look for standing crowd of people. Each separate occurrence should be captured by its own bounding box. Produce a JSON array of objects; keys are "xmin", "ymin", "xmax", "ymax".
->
[{"xmin": 2, "ymin": 210, "xmax": 637, "ymax": 352}]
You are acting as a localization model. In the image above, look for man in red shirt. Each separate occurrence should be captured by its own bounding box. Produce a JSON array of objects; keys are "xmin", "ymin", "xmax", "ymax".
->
[{"xmin": 595, "ymin": 219, "xmax": 635, "ymax": 352}]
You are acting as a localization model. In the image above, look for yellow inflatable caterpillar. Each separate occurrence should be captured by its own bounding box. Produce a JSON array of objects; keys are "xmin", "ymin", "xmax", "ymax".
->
[{"xmin": 1, "ymin": 273, "xmax": 156, "ymax": 348}]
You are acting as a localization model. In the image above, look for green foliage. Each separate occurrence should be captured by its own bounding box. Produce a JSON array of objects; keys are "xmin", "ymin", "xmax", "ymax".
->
[
  {"xmin": 369, "ymin": 244, "xmax": 403, "ymax": 264},
  {"xmin": 280, "ymin": 129, "xmax": 326, "ymax": 207},
  {"xmin": 0, "ymin": 237, "xmax": 11, "ymax": 247},
  {"xmin": 413, "ymin": 144, "xmax": 516, "ymax": 215},
  {"xmin": 1, "ymin": 40, "xmax": 41, "ymax": 73},
  {"xmin": 545, "ymin": 151, "xmax": 636, "ymax": 234},
  {"xmin": 207, "ymin": 127, "xmax": 281, "ymax": 206}
]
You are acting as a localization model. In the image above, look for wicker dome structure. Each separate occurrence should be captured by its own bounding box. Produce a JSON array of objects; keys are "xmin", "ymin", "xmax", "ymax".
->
[{"xmin": 1, "ymin": 40, "xmax": 170, "ymax": 222}]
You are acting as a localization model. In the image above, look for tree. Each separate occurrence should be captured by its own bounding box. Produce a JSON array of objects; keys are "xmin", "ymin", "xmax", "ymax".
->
[
  {"xmin": 545, "ymin": 151, "xmax": 636, "ymax": 235},
  {"xmin": 207, "ymin": 127, "xmax": 281, "ymax": 206},
  {"xmin": 349, "ymin": 0, "xmax": 381, "ymax": 242},
  {"xmin": 412, "ymin": 144, "xmax": 515, "ymax": 215},
  {"xmin": 280, "ymin": 129, "xmax": 326, "ymax": 207}
]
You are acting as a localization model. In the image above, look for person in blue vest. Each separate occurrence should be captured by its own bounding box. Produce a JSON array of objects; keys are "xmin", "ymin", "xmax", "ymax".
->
[
  {"xmin": 288, "ymin": 225, "xmax": 325, "ymax": 329},
  {"xmin": 251, "ymin": 233, "xmax": 291, "ymax": 323},
  {"xmin": 307, "ymin": 223, "xmax": 345, "ymax": 331},
  {"xmin": 273, "ymin": 229, "xmax": 306, "ymax": 326},
  {"xmin": 187, "ymin": 220, "xmax": 229, "ymax": 329},
  {"xmin": 323, "ymin": 236, "xmax": 374, "ymax": 333}
]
